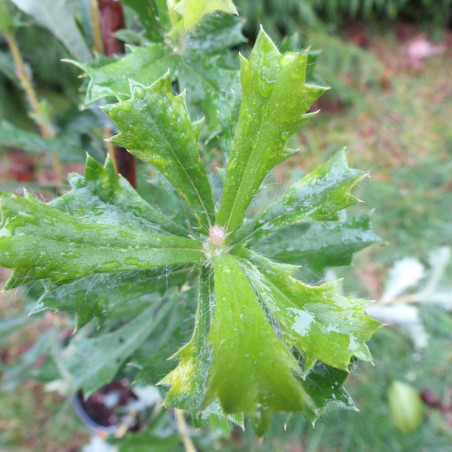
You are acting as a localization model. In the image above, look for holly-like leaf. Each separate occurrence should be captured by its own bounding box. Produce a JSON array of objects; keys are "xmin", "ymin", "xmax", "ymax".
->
[
  {"xmin": 253, "ymin": 213, "xmax": 380, "ymax": 275},
  {"xmin": 0, "ymin": 191, "xmax": 204, "ymax": 289},
  {"xmin": 68, "ymin": 13, "xmax": 244, "ymax": 152},
  {"xmin": 105, "ymin": 75, "xmax": 215, "ymax": 231},
  {"xmin": 67, "ymin": 45, "xmax": 175, "ymax": 105},
  {"xmin": 172, "ymin": 0, "xmax": 238, "ymax": 31},
  {"xmin": 205, "ymin": 254, "xmax": 312, "ymax": 436},
  {"xmin": 64, "ymin": 298, "xmax": 175, "ymax": 396},
  {"xmin": 301, "ymin": 361, "xmax": 356, "ymax": 423},
  {"xmin": 50, "ymin": 156, "xmax": 189, "ymax": 236},
  {"xmin": 232, "ymin": 151, "xmax": 365, "ymax": 246},
  {"xmin": 119, "ymin": 0, "xmax": 170, "ymax": 42},
  {"xmin": 176, "ymin": 13, "xmax": 243, "ymax": 149},
  {"xmin": 242, "ymin": 252, "xmax": 382, "ymax": 371},
  {"xmin": 160, "ymin": 268, "xmax": 212, "ymax": 411},
  {"xmin": 217, "ymin": 30, "xmax": 326, "ymax": 234}
]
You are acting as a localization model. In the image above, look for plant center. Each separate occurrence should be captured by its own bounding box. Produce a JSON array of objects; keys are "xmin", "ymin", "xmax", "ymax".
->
[{"xmin": 204, "ymin": 225, "xmax": 228, "ymax": 258}]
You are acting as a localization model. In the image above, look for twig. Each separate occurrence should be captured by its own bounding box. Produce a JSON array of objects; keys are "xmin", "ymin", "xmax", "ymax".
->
[
  {"xmin": 103, "ymin": 126, "xmax": 119, "ymax": 173},
  {"xmin": 4, "ymin": 30, "xmax": 64, "ymax": 184},
  {"xmin": 373, "ymin": 294, "xmax": 419, "ymax": 306},
  {"xmin": 175, "ymin": 409, "xmax": 197, "ymax": 452},
  {"xmin": 97, "ymin": 0, "xmax": 137, "ymax": 187},
  {"xmin": 90, "ymin": 0, "xmax": 119, "ymax": 173},
  {"xmin": 90, "ymin": 0, "xmax": 103, "ymax": 54}
]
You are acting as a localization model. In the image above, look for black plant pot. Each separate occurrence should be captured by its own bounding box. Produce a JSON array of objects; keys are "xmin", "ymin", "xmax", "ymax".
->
[{"xmin": 73, "ymin": 380, "xmax": 148, "ymax": 437}]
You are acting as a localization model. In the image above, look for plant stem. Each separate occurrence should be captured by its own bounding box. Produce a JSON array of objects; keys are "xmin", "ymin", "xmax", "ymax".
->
[
  {"xmin": 4, "ymin": 30, "xmax": 64, "ymax": 184},
  {"xmin": 90, "ymin": 0, "xmax": 119, "ymax": 173},
  {"xmin": 90, "ymin": 0, "xmax": 103, "ymax": 54},
  {"xmin": 175, "ymin": 409, "xmax": 197, "ymax": 452},
  {"xmin": 103, "ymin": 127, "xmax": 119, "ymax": 173},
  {"xmin": 97, "ymin": 0, "xmax": 137, "ymax": 187},
  {"xmin": 373, "ymin": 294, "xmax": 420, "ymax": 306}
]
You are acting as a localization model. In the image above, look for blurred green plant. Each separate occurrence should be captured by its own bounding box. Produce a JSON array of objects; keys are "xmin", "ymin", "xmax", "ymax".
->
[
  {"xmin": 0, "ymin": 0, "xmax": 104, "ymax": 186},
  {"xmin": 0, "ymin": 0, "xmax": 382, "ymax": 445}
]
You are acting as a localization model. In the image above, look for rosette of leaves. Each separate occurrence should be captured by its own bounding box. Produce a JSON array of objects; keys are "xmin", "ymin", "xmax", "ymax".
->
[{"xmin": 0, "ymin": 28, "xmax": 381, "ymax": 435}]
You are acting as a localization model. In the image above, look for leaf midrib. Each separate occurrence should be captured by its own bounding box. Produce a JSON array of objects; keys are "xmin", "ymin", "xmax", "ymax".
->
[
  {"xmin": 137, "ymin": 102, "xmax": 213, "ymax": 230},
  {"xmin": 222, "ymin": 98, "xmax": 271, "ymax": 233}
]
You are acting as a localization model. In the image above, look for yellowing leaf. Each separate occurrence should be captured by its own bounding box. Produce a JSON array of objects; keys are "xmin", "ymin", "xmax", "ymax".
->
[
  {"xmin": 161, "ymin": 269, "xmax": 213, "ymax": 412},
  {"xmin": 172, "ymin": 0, "xmax": 238, "ymax": 31}
]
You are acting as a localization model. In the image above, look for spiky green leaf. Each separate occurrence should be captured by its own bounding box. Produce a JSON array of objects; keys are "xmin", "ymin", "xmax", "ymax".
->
[
  {"xmin": 205, "ymin": 254, "xmax": 312, "ymax": 436},
  {"xmin": 253, "ymin": 213, "xmax": 380, "ymax": 275},
  {"xmin": 232, "ymin": 151, "xmax": 365, "ymax": 246},
  {"xmin": 105, "ymin": 75, "xmax": 215, "ymax": 231},
  {"xmin": 51, "ymin": 156, "xmax": 189, "ymax": 236},
  {"xmin": 39, "ymin": 268, "xmax": 191, "ymax": 330},
  {"xmin": 301, "ymin": 361, "xmax": 356, "ymax": 423},
  {"xmin": 0, "ymin": 191, "xmax": 204, "ymax": 288},
  {"xmin": 67, "ymin": 45, "xmax": 174, "ymax": 105},
  {"xmin": 217, "ymin": 30, "xmax": 326, "ymax": 234},
  {"xmin": 242, "ymin": 252, "xmax": 382, "ymax": 371},
  {"xmin": 160, "ymin": 268, "xmax": 212, "ymax": 412},
  {"xmin": 68, "ymin": 14, "xmax": 244, "ymax": 152}
]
